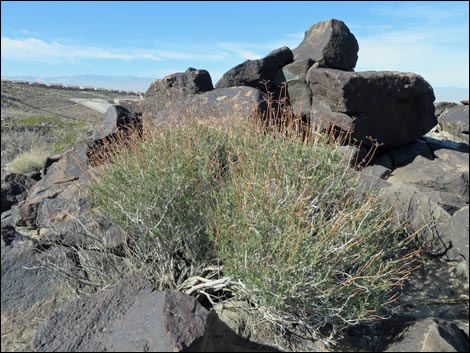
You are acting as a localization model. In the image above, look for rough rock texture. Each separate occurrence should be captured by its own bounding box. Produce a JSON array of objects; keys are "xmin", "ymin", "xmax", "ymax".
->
[
  {"xmin": 307, "ymin": 68, "xmax": 436, "ymax": 148},
  {"xmin": 143, "ymin": 86, "xmax": 267, "ymax": 127},
  {"xmin": 378, "ymin": 182, "xmax": 457, "ymax": 259},
  {"xmin": 118, "ymin": 98, "xmax": 144, "ymax": 115},
  {"xmin": 389, "ymin": 149, "xmax": 469, "ymax": 202},
  {"xmin": 385, "ymin": 318, "xmax": 469, "ymax": 352},
  {"xmin": 438, "ymin": 105, "xmax": 469, "ymax": 143},
  {"xmin": 38, "ymin": 214, "xmax": 126, "ymax": 251},
  {"xmin": 273, "ymin": 58, "xmax": 314, "ymax": 116},
  {"xmin": 293, "ymin": 19, "xmax": 359, "ymax": 70},
  {"xmin": 216, "ymin": 47, "xmax": 293, "ymax": 92},
  {"xmin": 435, "ymin": 102, "xmax": 458, "ymax": 118},
  {"xmin": 361, "ymin": 164, "xmax": 391, "ymax": 179},
  {"xmin": 1, "ymin": 173, "xmax": 38, "ymax": 213},
  {"xmin": 33, "ymin": 275, "xmax": 275, "ymax": 352},
  {"xmin": 423, "ymin": 191, "xmax": 467, "ymax": 216},
  {"xmin": 1, "ymin": 227, "xmax": 76, "ymax": 352},
  {"xmin": 99, "ymin": 104, "xmax": 140, "ymax": 138},
  {"xmin": 450, "ymin": 206, "xmax": 469, "ymax": 274},
  {"xmin": 145, "ymin": 67, "xmax": 213, "ymax": 98},
  {"xmin": 16, "ymin": 143, "xmax": 90, "ymax": 228}
]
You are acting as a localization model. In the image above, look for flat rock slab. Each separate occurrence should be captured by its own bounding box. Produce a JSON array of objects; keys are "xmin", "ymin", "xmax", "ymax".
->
[
  {"xmin": 388, "ymin": 149, "xmax": 469, "ymax": 202},
  {"xmin": 307, "ymin": 68, "xmax": 436, "ymax": 149},
  {"xmin": 33, "ymin": 275, "xmax": 210, "ymax": 352},
  {"xmin": 385, "ymin": 318, "xmax": 469, "ymax": 352},
  {"xmin": 143, "ymin": 86, "xmax": 267, "ymax": 127}
]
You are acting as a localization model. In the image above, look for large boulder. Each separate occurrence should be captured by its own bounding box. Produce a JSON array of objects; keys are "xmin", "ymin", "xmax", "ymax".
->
[
  {"xmin": 143, "ymin": 86, "xmax": 267, "ymax": 127},
  {"xmin": 273, "ymin": 58, "xmax": 315, "ymax": 116},
  {"xmin": 216, "ymin": 47, "xmax": 293, "ymax": 92},
  {"xmin": 145, "ymin": 67, "xmax": 213, "ymax": 98},
  {"xmin": 307, "ymin": 68, "xmax": 436, "ymax": 148},
  {"xmin": 1, "ymin": 227, "xmax": 76, "ymax": 351},
  {"xmin": 16, "ymin": 143, "xmax": 90, "ymax": 228},
  {"xmin": 99, "ymin": 104, "xmax": 140, "ymax": 138},
  {"xmin": 438, "ymin": 104, "xmax": 469, "ymax": 143},
  {"xmin": 293, "ymin": 19, "xmax": 359, "ymax": 71}
]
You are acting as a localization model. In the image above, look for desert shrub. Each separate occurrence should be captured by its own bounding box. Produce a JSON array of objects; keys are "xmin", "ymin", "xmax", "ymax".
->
[
  {"xmin": 88, "ymin": 124, "xmax": 226, "ymax": 289},
  {"xmin": 1, "ymin": 115, "xmax": 93, "ymax": 175},
  {"xmin": 211, "ymin": 121, "xmax": 416, "ymax": 340},
  {"xmin": 87, "ymin": 116, "xmax": 416, "ymax": 343},
  {"xmin": 5, "ymin": 148, "xmax": 49, "ymax": 174}
]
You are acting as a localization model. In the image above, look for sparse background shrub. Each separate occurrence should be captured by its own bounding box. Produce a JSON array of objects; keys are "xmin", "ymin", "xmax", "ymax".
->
[{"xmin": 1, "ymin": 115, "xmax": 95, "ymax": 176}]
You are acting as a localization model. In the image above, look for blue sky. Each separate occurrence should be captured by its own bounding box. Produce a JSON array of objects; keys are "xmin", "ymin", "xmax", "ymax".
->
[{"xmin": 1, "ymin": 1, "xmax": 469, "ymax": 94}]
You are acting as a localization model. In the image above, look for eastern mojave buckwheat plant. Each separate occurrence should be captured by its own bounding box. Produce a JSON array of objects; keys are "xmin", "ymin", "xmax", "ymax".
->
[{"xmin": 86, "ymin": 108, "xmax": 418, "ymax": 344}]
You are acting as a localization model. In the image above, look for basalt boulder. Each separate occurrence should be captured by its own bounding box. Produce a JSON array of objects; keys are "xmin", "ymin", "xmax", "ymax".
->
[
  {"xmin": 216, "ymin": 47, "xmax": 293, "ymax": 92},
  {"xmin": 307, "ymin": 68, "xmax": 436, "ymax": 148},
  {"xmin": 273, "ymin": 58, "xmax": 315, "ymax": 116},
  {"xmin": 145, "ymin": 67, "xmax": 213, "ymax": 98},
  {"xmin": 293, "ymin": 19, "xmax": 359, "ymax": 71}
]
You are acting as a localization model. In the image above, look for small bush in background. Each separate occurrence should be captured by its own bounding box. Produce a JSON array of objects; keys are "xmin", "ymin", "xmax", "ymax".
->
[{"xmin": 5, "ymin": 148, "xmax": 49, "ymax": 174}]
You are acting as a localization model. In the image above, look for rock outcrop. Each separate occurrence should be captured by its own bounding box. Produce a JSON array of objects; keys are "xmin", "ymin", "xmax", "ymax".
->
[
  {"xmin": 216, "ymin": 46, "xmax": 293, "ymax": 92},
  {"xmin": 307, "ymin": 68, "xmax": 436, "ymax": 148},
  {"xmin": 293, "ymin": 19, "xmax": 359, "ymax": 71},
  {"xmin": 143, "ymin": 86, "xmax": 267, "ymax": 127},
  {"xmin": 145, "ymin": 67, "xmax": 213, "ymax": 98}
]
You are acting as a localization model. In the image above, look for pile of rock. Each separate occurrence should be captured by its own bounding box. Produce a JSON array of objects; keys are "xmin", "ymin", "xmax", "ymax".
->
[{"xmin": 1, "ymin": 18, "xmax": 469, "ymax": 352}]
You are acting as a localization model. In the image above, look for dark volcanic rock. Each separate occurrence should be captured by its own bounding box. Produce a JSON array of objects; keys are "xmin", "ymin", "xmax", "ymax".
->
[
  {"xmin": 1, "ymin": 226, "xmax": 77, "ymax": 351},
  {"xmin": 438, "ymin": 105, "xmax": 469, "ymax": 143},
  {"xmin": 378, "ymin": 183, "xmax": 454, "ymax": 258},
  {"xmin": 118, "ymin": 98, "xmax": 144, "ymax": 115},
  {"xmin": 1, "ymin": 173, "xmax": 37, "ymax": 213},
  {"xmin": 307, "ymin": 68, "xmax": 437, "ymax": 148},
  {"xmin": 450, "ymin": 206, "xmax": 469, "ymax": 275},
  {"xmin": 389, "ymin": 149, "xmax": 469, "ymax": 202},
  {"xmin": 386, "ymin": 140, "xmax": 434, "ymax": 168},
  {"xmin": 385, "ymin": 318, "xmax": 469, "ymax": 352},
  {"xmin": 216, "ymin": 47, "xmax": 293, "ymax": 92},
  {"xmin": 273, "ymin": 58, "xmax": 314, "ymax": 116},
  {"xmin": 435, "ymin": 101, "xmax": 458, "ymax": 118},
  {"xmin": 143, "ymin": 86, "xmax": 267, "ymax": 127},
  {"xmin": 33, "ymin": 275, "xmax": 208, "ymax": 352},
  {"xmin": 293, "ymin": 19, "xmax": 359, "ymax": 71},
  {"xmin": 99, "ymin": 104, "xmax": 140, "ymax": 138},
  {"xmin": 39, "ymin": 214, "xmax": 125, "ymax": 251},
  {"xmin": 145, "ymin": 67, "xmax": 213, "ymax": 98},
  {"xmin": 16, "ymin": 143, "xmax": 90, "ymax": 228}
]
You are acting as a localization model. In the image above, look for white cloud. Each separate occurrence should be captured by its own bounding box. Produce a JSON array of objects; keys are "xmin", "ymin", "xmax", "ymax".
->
[
  {"xmin": 355, "ymin": 24, "xmax": 469, "ymax": 88},
  {"xmin": 1, "ymin": 37, "xmax": 231, "ymax": 64},
  {"xmin": 1, "ymin": 37, "xmax": 159, "ymax": 63}
]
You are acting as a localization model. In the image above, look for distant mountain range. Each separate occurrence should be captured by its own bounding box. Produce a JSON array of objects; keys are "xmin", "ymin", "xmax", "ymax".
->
[
  {"xmin": 4, "ymin": 75, "xmax": 154, "ymax": 93},
  {"xmin": 3, "ymin": 75, "xmax": 468, "ymax": 103}
]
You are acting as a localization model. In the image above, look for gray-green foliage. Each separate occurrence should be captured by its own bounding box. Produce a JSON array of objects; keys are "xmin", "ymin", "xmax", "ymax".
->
[{"xmin": 88, "ymin": 120, "xmax": 415, "ymax": 340}]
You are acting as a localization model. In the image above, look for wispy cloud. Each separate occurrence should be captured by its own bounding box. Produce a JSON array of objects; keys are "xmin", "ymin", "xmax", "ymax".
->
[
  {"xmin": 1, "ymin": 37, "xmax": 160, "ymax": 63},
  {"xmin": 354, "ymin": 2, "xmax": 469, "ymax": 88},
  {"xmin": 1, "ymin": 37, "xmax": 228, "ymax": 64}
]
